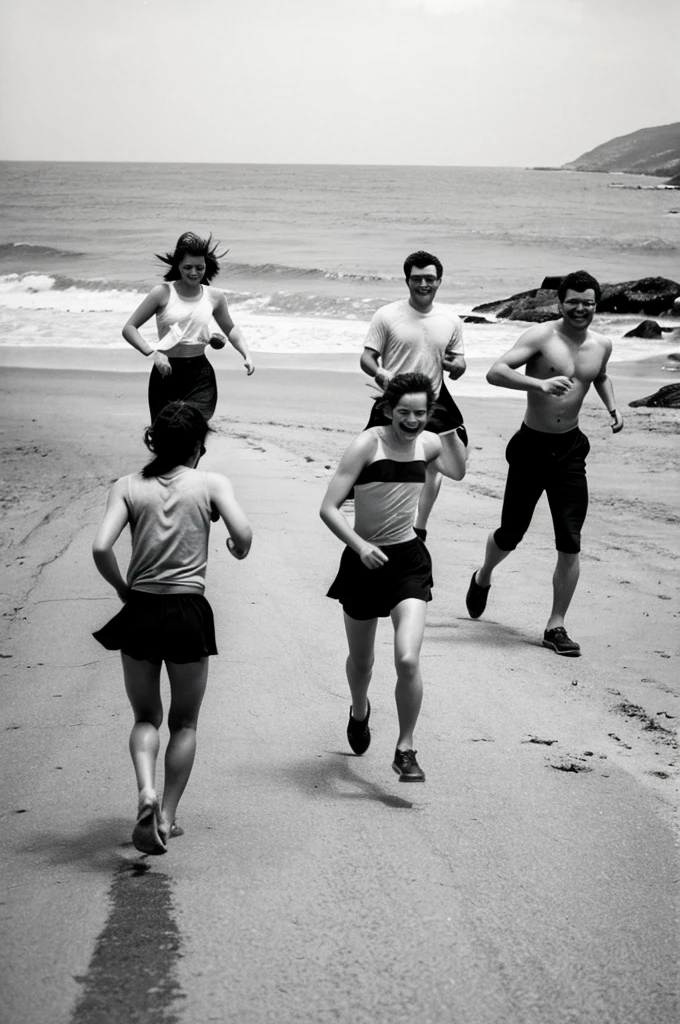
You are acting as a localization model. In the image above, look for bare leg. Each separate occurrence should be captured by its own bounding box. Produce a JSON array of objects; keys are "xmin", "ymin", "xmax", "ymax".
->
[
  {"xmin": 343, "ymin": 613, "xmax": 378, "ymax": 722},
  {"xmin": 122, "ymin": 654, "xmax": 163, "ymax": 808},
  {"xmin": 475, "ymin": 531, "xmax": 512, "ymax": 588},
  {"xmin": 546, "ymin": 551, "xmax": 580, "ymax": 631},
  {"xmin": 159, "ymin": 658, "xmax": 209, "ymax": 834},
  {"xmin": 390, "ymin": 598, "xmax": 427, "ymax": 750}
]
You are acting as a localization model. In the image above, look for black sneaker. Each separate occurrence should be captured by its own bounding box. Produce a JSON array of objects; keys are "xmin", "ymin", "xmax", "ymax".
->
[
  {"xmin": 465, "ymin": 570, "xmax": 490, "ymax": 619},
  {"xmin": 347, "ymin": 700, "xmax": 371, "ymax": 755},
  {"xmin": 392, "ymin": 748, "xmax": 425, "ymax": 782},
  {"xmin": 543, "ymin": 627, "xmax": 581, "ymax": 657}
]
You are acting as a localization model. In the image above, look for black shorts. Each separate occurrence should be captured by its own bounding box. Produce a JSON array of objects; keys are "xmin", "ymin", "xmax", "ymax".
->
[
  {"xmin": 494, "ymin": 424, "xmax": 590, "ymax": 555},
  {"xmin": 327, "ymin": 537, "xmax": 433, "ymax": 620},
  {"xmin": 365, "ymin": 383, "xmax": 468, "ymax": 446},
  {"xmin": 92, "ymin": 591, "xmax": 218, "ymax": 664},
  {"xmin": 148, "ymin": 354, "xmax": 217, "ymax": 423}
]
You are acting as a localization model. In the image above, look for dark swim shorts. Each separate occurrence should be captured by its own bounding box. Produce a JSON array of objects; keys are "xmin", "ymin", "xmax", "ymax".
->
[{"xmin": 327, "ymin": 537, "xmax": 433, "ymax": 620}]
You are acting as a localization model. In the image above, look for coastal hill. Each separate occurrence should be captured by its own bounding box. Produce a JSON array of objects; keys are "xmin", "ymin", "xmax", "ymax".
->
[{"xmin": 562, "ymin": 122, "xmax": 680, "ymax": 177}]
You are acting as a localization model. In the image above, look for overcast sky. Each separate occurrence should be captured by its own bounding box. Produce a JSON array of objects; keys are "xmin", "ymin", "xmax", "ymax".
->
[{"xmin": 1, "ymin": 0, "xmax": 677, "ymax": 165}]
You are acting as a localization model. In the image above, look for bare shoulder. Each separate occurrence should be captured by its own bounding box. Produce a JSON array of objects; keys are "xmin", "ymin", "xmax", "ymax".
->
[
  {"xmin": 204, "ymin": 470, "xmax": 234, "ymax": 492},
  {"xmin": 421, "ymin": 430, "xmax": 442, "ymax": 462},
  {"xmin": 589, "ymin": 327, "xmax": 612, "ymax": 354}
]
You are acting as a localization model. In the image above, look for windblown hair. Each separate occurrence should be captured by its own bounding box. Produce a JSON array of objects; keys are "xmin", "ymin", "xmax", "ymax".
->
[
  {"xmin": 377, "ymin": 372, "xmax": 435, "ymax": 416},
  {"xmin": 142, "ymin": 401, "xmax": 211, "ymax": 478},
  {"xmin": 403, "ymin": 251, "xmax": 443, "ymax": 281},
  {"xmin": 155, "ymin": 232, "xmax": 229, "ymax": 284},
  {"xmin": 557, "ymin": 269, "xmax": 602, "ymax": 303}
]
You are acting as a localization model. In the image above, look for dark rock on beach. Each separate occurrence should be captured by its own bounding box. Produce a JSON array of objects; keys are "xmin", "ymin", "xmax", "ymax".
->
[
  {"xmin": 623, "ymin": 320, "xmax": 674, "ymax": 339},
  {"xmin": 474, "ymin": 277, "xmax": 680, "ymax": 322},
  {"xmin": 598, "ymin": 278, "xmax": 680, "ymax": 316},
  {"xmin": 461, "ymin": 314, "xmax": 492, "ymax": 324},
  {"xmin": 629, "ymin": 384, "xmax": 680, "ymax": 409}
]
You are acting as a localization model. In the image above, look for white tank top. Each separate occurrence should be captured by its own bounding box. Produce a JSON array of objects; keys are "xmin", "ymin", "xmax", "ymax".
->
[{"xmin": 155, "ymin": 282, "xmax": 215, "ymax": 352}]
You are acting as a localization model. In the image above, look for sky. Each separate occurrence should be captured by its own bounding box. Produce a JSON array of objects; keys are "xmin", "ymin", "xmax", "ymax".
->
[{"xmin": 1, "ymin": 0, "xmax": 678, "ymax": 166}]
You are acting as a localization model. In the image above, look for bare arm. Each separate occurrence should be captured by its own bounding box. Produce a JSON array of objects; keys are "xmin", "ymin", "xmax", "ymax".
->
[
  {"xmin": 212, "ymin": 293, "xmax": 255, "ymax": 375},
  {"xmin": 593, "ymin": 351, "xmax": 624, "ymax": 433},
  {"xmin": 122, "ymin": 285, "xmax": 173, "ymax": 376},
  {"xmin": 425, "ymin": 431, "xmax": 466, "ymax": 481},
  {"xmin": 486, "ymin": 326, "xmax": 573, "ymax": 396},
  {"xmin": 92, "ymin": 479, "xmax": 131, "ymax": 601},
  {"xmin": 360, "ymin": 347, "xmax": 392, "ymax": 390},
  {"xmin": 206, "ymin": 473, "xmax": 253, "ymax": 559},
  {"xmin": 320, "ymin": 435, "xmax": 388, "ymax": 569}
]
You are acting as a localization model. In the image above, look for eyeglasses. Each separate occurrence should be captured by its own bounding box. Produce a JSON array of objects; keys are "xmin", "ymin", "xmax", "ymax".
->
[{"xmin": 563, "ymin": 300, "xmax": 596, "ymax": 309}]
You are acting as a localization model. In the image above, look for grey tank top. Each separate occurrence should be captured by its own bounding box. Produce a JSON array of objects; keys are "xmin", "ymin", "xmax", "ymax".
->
[
  {"xmin": 353, "ymin": 433, "xmax": 426, "ymax": 546},
  {"xmin": 125, "ymin": 467, "xmax": 211, "ymax": 592}
]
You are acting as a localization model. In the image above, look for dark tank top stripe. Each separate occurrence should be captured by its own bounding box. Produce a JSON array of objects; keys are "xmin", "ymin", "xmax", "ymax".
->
[{"xmin": 355, "ymin": 458, "xmax": 426, "ymax": 486}]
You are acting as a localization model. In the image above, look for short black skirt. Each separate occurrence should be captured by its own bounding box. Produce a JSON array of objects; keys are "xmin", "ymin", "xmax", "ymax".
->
[
  {"xmin": 148, "ymin": 354, "xmax": 217, "ymax": 423},
  {"xmin": 93, "ymin": 591, "xmax": 217, "ymax": 664},
  {"xmin": 327, "ymin": 537, "xmax": 433, "ymax": 620}
]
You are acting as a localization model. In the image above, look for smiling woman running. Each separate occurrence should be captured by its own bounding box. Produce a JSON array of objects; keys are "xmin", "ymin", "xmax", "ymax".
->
[
  {"xmin": 320, "ymin": 372, "xmax": 466, "ymax": 782},
  {"xmin": 122, "ymin": 232, "xmax": 255, "ymax": 422}
]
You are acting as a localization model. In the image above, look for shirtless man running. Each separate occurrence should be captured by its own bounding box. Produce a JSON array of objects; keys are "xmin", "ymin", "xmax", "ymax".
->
[{"xmin": 465, "ymin": 269, "xmax": 624, "ymax": 656}]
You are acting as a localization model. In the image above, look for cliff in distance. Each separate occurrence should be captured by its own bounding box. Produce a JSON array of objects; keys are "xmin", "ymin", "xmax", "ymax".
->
[{"xmin": 562, "ymin": 122, "xmax": 680, "ymax": 177}]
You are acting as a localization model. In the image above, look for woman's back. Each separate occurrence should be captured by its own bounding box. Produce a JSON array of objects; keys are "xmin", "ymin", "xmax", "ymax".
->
[{"xmin": 126, "ymin": 467, "xmax": 211, "ymax": 593}]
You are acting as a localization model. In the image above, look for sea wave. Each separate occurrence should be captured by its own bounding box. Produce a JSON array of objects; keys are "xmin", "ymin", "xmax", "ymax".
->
[
  {"xmin": 220, "ymin": 260, "xmax": 393, "ymax": 283},
  {"xmin": 0, "ymin": 241, "xmax": 84, "ymax": 260}
]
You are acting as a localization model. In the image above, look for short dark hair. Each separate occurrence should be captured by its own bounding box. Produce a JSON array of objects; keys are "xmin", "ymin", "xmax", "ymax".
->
[
  {"xmin": 557, "ymin": 270, "xmax": 601, "ymax": 303},
  {"xmin": 142, "ymin": 401, "xmax": 211, "ymax": 477},
  {"xmin": 156, "ymin": 232, "xmax": 229, "ymax": 284},
  {"xmin": 379, "ymin": 372, "xmax": 435, "ymax": 415},
  {"xmin": 403, "ymin": 251, "xmax": 443, "ymax": 282}
]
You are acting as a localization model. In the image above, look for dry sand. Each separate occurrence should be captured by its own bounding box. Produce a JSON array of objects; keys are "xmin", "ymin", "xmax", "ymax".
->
[{"xmin": 1, "ymin": 349, "xmax": 679, "ymax": 1023}]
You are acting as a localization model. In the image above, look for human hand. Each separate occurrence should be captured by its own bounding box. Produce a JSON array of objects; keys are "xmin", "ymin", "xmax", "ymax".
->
[
  {"xmin": 541, "ymin": 375, "xmax": 573, "ymax": 396},
  {"xmin": 153, "ymin": 351, "xmax": 172, "ymax": 377},
  {"xmin": 209, "ymin": 333, "xmax": 226, "ymax": 349},
  {"xmin": 243, "ymin": 358, "xmax": 255, "ymax": 376},
  {"xmin": 227, "ymin": 537, "xmax": 249, "ymax": 559},
  {"xmin": 610, "ymin": 409, "xmax": 624, "ymax": 433},
  {"xmin": 358, "ymin": 543, "xmax": 389, "ymax": 570},
  {"xmin": 443, "ymin": 356, "xmax": 466, "ymax": 380}
]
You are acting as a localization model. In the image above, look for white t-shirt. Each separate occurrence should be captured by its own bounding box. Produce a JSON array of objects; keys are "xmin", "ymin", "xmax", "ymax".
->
[{"xmin": 363, "ymin": 299, "xmax": 464, "ymax": 394}]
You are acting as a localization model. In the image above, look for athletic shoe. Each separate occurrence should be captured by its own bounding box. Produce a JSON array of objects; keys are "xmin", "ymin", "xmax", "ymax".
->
[
  {"xmin": 543, "ymin": 627, "xmax": 581, "ymax": 657},
  {"xmin": 392, "ymin": 748, "xmax": 425, "ymax": 782},
  {"xmin": 347, "ymin": 700, "xmax": 371, "ymax": 755},
  {"xmin": 465, "ymin": 570, "xmax": 490, "ymax": 619}
]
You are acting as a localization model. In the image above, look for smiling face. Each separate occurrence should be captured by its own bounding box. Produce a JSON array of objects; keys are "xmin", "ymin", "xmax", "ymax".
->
[
  {"xmin": 178, "ymin": 254, "xmax": 207, "ymax": 288},
  {"xmin": 558, "ymin": 288, "xmax": 597, "ymax": 331},
  {"xmin": 407, "ymin": 264, "xmax": 441, "ymax": 312},
  {"xmin": 385, "ymin": 391, "xmax": 430, "ymax": 442}
]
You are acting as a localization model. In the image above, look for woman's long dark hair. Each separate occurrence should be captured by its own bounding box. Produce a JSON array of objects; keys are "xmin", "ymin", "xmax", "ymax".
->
[
  {"xmin": 155, "ymin": 232, "xmax": 229, "ymax": 284},
  {"xmin": 142, "ymin": 401, "xmax": 211, "ymax": 478}
]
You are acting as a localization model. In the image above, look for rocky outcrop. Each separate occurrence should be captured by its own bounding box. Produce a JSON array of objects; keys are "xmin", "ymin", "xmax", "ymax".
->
[
  {"xmin": 563, "ymin": 122, "xmax": 680, "ymax": 177},
  {"xmin": 629, "ymin": 384, "xmax": 680, "ymax": 408},
  {"xmin": 473, "ymin": 277, "xmax": 680, "ymax": 321},
  {"xmin": 666, "ymin": 173, "xmax": 680, "ymax": 187},
  {"xmin": 623, "ymin": 320, "xmax": 674, "ymax": 339}
]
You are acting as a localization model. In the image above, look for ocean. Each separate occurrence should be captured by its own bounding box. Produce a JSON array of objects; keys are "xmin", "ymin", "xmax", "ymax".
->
[{"xmin": 1, "ymin": 161, "xmax": 679, "ymax": 363}]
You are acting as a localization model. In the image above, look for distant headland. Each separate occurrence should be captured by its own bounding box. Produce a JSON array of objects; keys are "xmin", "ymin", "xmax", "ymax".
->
[{"xmin": 534, "ymin": 122, "xmax": 680, "ymax": 182}]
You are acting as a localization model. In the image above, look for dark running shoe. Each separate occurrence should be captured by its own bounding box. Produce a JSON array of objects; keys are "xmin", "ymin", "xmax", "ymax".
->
[
  {"xmin": 543, "ymin": 627, "xmax": 581, "ymax": 657},
  {"xmin": 347, "ymin": 700, "xmax": 371, "ymax": 755},
  {"xmin": 465, "ymin": 570, "xmax": 491, "ymax": 619},
  {"xmin": 392, "ymin": 748, "xmax": 425, "ymax": 782}
]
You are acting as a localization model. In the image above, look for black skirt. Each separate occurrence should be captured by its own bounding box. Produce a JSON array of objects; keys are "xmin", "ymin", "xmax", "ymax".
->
[
  {"xmin": 148, "ymin": 354, "xmax": 217, "ymax": 422},
  {"xmin": 327, "ymin": 537, "xmax": 433, "ymax": 620},
  {"xmin": 93, "ymin": 591, "xmax": 217, "ymax": 664}
]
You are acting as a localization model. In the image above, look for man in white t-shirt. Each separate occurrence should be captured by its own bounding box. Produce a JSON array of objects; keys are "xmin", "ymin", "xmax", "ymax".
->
[{"xmin": 360, "ymin": 251, "xmax": 467, "ymax": 536}]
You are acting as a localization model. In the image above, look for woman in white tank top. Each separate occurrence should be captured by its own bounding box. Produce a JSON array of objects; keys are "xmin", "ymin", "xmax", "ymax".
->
[
  {"xmin": 122, "ymin": 232, "xmax": 255, "ymax": 421},
  {"xmin": 92, "ymin": 401, "xmax": 252, "ymax": 854},
  {"xmin": 320, "ymin": 373, "xmax": 466, "ymax": 783}
]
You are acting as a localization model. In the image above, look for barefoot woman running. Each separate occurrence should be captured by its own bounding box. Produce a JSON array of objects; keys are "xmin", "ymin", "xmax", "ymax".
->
[
  {"xmin": 321, "ymin": 373, "xmax": 466, "ymax": 781},
  {"xmin": 122, "ymin": 231, "xmax": 254, "ymax": 422},
  {"xmin": 92, "ymin": 401, "xmax": 252, "ymax": 853}
]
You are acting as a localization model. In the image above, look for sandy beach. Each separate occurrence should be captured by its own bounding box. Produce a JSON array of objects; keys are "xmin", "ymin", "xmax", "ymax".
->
[{"xmin": 1, "ymin": 350, "xmax": 679, "ymax": 1023}]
